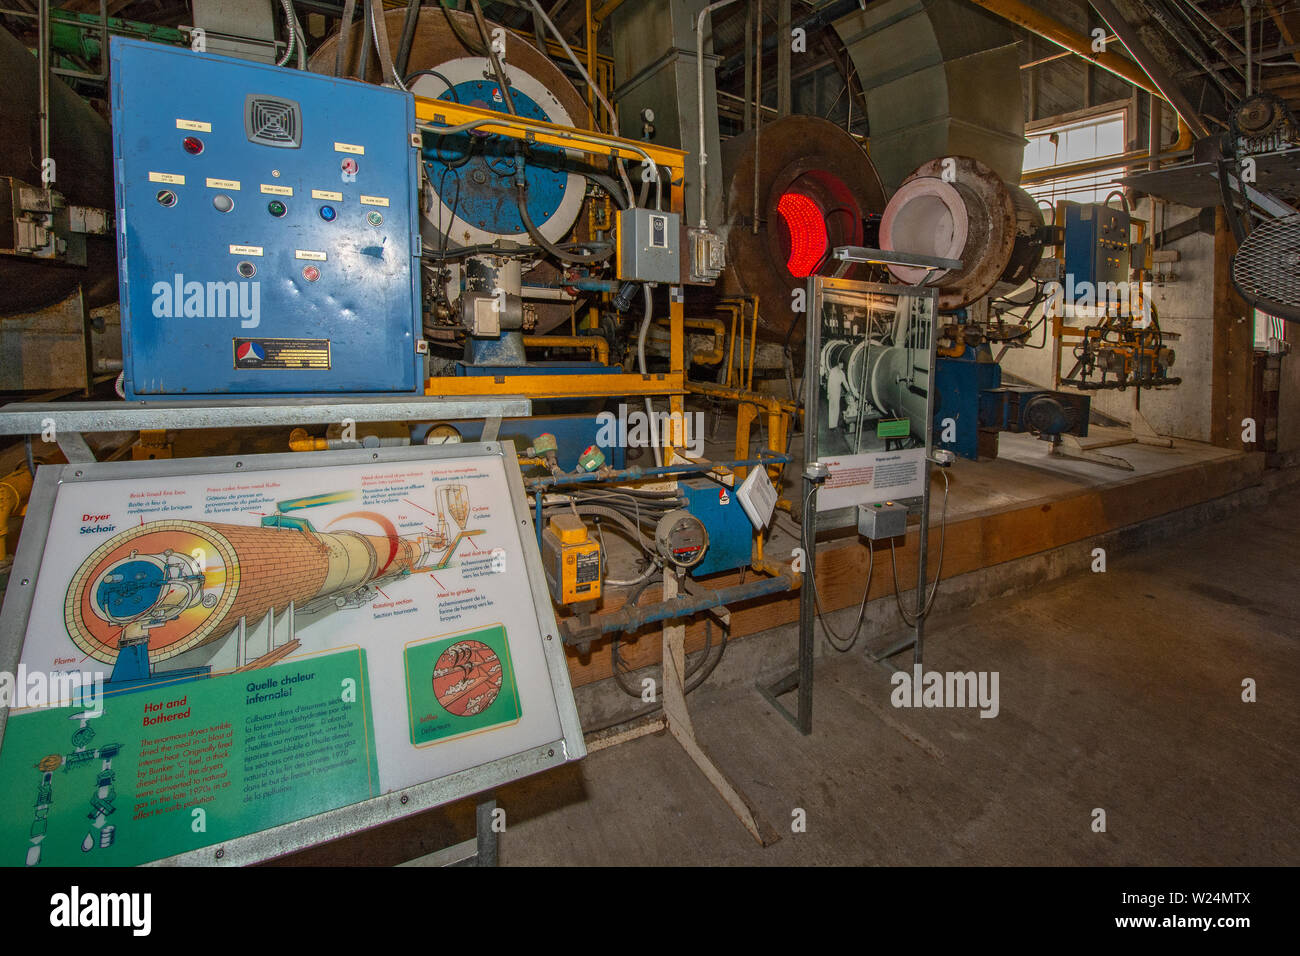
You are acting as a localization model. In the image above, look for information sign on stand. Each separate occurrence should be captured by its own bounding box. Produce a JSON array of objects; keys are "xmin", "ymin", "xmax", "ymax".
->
[{"xmin": 0, "ymin": 442, "xmax": 583, "ymax": 866}]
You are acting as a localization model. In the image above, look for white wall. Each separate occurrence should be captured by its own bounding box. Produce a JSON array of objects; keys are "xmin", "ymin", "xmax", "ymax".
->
[{"xmin": 999, "ymin": 200, "xmax": 1216, "ymax": 442}]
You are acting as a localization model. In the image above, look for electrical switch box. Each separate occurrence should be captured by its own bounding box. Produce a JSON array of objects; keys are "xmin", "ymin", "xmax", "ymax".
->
[
  {"xmin": 616, "ymin": 207, "xmax": 680, "ymax": 283},
  {"xmin": 110, "ymin": 38, "xmax": 423, "ymax": 399},
  {"xmin": 1062, "ymin": 202, "xmax": 1130, "ymax": 298},
  {"xmin": 857, "ymin": 500, "xmax": 908, "ymax": 540},
  {"xmin": 541, "ymin": 514, "xmax": 602, "ymax": 604}
]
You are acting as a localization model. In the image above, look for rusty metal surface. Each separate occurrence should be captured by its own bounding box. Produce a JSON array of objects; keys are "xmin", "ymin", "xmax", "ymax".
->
[
  {"xmin": 720, "ymin": 115, "xmax": 887, "ymax": 339},
  {"xmin": 882, "ymin": 156, "xmax": 1039, "ymax": 310},
  {"xmin": 0, "ymin": 26, "xmax": 117, "ymax": 316},
  {"xmin": 309, "ymin": 7, "xmax": 591, "ymax": 340},
  {"xmin": 308, "ymin": 7, "xmax": 591, "ymax": 130}
]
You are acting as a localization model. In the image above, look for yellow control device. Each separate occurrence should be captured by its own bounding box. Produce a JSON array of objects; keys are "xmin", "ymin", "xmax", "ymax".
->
[{"xmin": 541, "ymin": 514, "xmax": 602, "ymax": 605}]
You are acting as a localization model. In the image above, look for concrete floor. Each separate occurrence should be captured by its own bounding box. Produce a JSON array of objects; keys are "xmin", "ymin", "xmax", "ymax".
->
[
  {"xmin": 492, "ymin": 484, "xmax": 1299, "ymax": 866},
  {"xmin": 278, "ymin": 473, "xmax": 1298, "ymax": 866}
]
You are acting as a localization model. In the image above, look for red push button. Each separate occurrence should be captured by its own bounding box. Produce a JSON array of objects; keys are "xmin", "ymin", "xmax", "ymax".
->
[{"xmin": 302, "ymin": 265, "xmax": 320, "ymax": 282}]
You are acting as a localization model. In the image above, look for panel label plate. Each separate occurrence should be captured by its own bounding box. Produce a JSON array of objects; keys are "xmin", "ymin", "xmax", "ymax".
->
[
  {"xmin": 234, "ymin": 337, "xmax": 331, "ymax": 370},
  {"xmin": 260, "ymin": 184, "xmax": 293, "ymax": 196},
  {"xmin": 147, "ymin": 172, "xmax": 184, "ymax": 185},
  {"xmin": 359, "ymin": 195, "xmax": 390, "ymax": 207},
  {"xmin": 206, "ymin": 178, "xmax": 241, "ymax": 190},
  {"xmin": 311, "ymin": 189, "xmax": 343, "ymax": 201}
]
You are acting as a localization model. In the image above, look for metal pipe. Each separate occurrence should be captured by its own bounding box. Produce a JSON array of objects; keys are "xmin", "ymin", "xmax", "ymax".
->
[
  {"xmin": 522, "ymin": 334, "xmax": 609, "ymax": 365},
  {"xmin": 747, "ymin": 295, "xmax": 759, "ymax": 391},
  {"xmin": 656, "ymin": 317, "xmax": 727, "ymax": 365},
  {"xmin": 968, "ymin": 0, "xmax": 1207, "ymax": 137},
  {"xmin": 1019, "ymin": 144, "xmax": 1192, "ymax": 185},
  {"xmin": 524, "ymin": 0, "xmax": 635, "ymax": 203},
  {"xmin": 1149, "ymin": 93, "xmax": 1162, "ymax": 171},
  {"xmin": 1244, "ymin": 0, "xmax": 1254, "ymax": 97},
  {"xmin": 696, "ymin": 0, "xmax": 741, "ymax": 228},
  {"xmin": 38, "ymin": 0, "xmax": 51, "ymax": 184},
  {"xmin": 752, "ymin": 0, "xmax": 762, "ymax": 235},
  {"xmin": 526, "ymin": 453, "xmax": 791, "ymax": 491},
  {"xmin": 469, "ymin": 0, "xmax": 516, "ymax": 114},
  {"xmin": 561, "ymin": 574, "xmax": 796, "ymax": 639},
  {"xmin": 1086, "ymin": 0, "xmax": 1212, "ymax": 140}
]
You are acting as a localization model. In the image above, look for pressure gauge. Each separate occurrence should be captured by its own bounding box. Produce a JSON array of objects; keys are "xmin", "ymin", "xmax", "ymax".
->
[
  {"xmin": 655, "ymin": 510, "xmax": 709, "ymax": 570},
  {"xmin": 425, "ymin": 423, "xmax": 462, "ymax": 445}
]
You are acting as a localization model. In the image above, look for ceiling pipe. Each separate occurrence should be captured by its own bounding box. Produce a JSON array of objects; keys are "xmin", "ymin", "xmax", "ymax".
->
[
  {"xmin": 967, "ymin": 0, "xmax": 1209, "ymax": 140},
  {"xmin": 1086, "ymin": 0, "xmax": 1212, "ymax": 140}
]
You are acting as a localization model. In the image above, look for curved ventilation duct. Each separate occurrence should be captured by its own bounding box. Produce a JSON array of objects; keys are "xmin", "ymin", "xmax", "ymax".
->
[{"xmin": 832, "ymin": 0, "xmax": 1026, "ymax": 192}]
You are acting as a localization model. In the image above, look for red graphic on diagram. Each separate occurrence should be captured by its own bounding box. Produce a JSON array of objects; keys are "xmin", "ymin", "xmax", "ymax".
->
[{"xmin": 432, "ymin": 640, "xmax": 504, "ymax": 717}]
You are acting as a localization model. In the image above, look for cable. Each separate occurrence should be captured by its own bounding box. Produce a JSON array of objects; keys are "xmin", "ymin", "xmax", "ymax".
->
[
  {"xmin": 404, "ymin": 69, "xmax": 461, "ymax": 100},
  {"xmin": 524, "ymin": 0, "xmax": 636, "ymax": 205},
  {"xmin": 468, "ymin": 0, "xmax": 517, "ymax": 115},
  {"xmin": 274, "ymin": 0, "xmax": 297, "ymax": 67},
  {"xmin": 611, "ymin": 614, "xmax": 729, "ymax": 699},
  {"xmin": 637, "ymin": 285, "xmax": 662, "ymax": 467},
  {"xmin": 395, "ymin": 0, "xmax": 422, "ymax": 78},
  {"xmin": 799, "ymin": 484, "xmax": 875, "ymax": 652},
  {"xmin": 888, "ymin": 466, "xmax": 949, "ymax": 627},
  {"xmin": 513, "ymin": 150, "xmax": 612, "ymax": 264}
]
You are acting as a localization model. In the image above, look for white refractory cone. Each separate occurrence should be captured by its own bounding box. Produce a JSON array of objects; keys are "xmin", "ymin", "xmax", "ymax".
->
[
  {"xmin": 879, "ymin": 177, "xmax": 970, "ymax": 285},
  {"xmin": 879, "ymin": 156, "xmax": 1044, "ymax": 310}
]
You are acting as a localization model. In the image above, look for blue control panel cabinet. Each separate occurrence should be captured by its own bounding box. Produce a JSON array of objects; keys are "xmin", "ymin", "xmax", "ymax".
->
[{"xmin": 111, "ymin": 38, "xmax": 423, "ymax": 398}]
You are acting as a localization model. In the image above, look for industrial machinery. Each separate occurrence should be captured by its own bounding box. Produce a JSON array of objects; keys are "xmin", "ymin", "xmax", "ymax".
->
[
  {"xmin": 1048, "ymin": 197, "xmax": 1180, "ymax": 395},
  {"xmin": 110, "ymin": 38, "xmax": 423, "ymax": 399},
  {"xmin": 877, "ymin": 156, "xmax": 1092, "ymax": 459}
]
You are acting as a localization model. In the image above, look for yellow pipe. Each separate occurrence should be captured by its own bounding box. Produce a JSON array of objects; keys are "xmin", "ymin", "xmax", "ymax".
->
[
  {"xmin": 969, "ymin": 0, "xmax": 1165, "ymax": 98},
  {"xmin": 522, "ymin": 334, "xmax": 609, "ymax": 365},
  {"xmin": 747, "ymin": 296, "xmax": 759, "ymax": 392},
  {"xmin": 718, "ymin": 302, "xmax": 742, "ymax": 387},
  {"xmin": 0, "ymin": 464, "xmax": 36, "ymax": 561},
  {"xmin": 657, "ymin": 317, "xmax": 726, "ymax": 365},
  {"xmin": 289, "ymin": 427, "xmax": 328, "ymax": 452}
]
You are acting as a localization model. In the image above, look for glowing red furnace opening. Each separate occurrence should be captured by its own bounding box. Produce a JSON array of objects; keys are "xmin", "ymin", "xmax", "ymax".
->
[{"xmin": 777, "ymin": 192, "xmax": 828, "ymax": 278}]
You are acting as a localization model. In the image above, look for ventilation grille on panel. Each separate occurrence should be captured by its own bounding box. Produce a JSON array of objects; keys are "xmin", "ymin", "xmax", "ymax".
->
[{"xmin": 244, "ymin": 95, "xmax": 301, "ymax": 148}]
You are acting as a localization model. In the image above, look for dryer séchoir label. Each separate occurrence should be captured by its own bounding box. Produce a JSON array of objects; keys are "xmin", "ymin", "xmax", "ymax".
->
[{"xmin": 233, "ymin": 338, "xmax": 331, "ymax": 370}]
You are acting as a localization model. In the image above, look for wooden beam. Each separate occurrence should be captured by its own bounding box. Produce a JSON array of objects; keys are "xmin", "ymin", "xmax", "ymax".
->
[
  {"xmin": 1211, "ymin": 207, "xmax": 1257, "ymax": 448},
  {"xmin": 1265, "ymin": 1, "xmax": 1300, "ymax": 64}
]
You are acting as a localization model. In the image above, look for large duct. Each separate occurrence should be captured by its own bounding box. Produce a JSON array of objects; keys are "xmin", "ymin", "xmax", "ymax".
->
[
  {"xmin": 833, "ymin": 0, "xmax": 1026, "ymax": 192},
  {"xmin": 0, "ymin": 26, "xmax": 117, "ymax": 316},
  {"xmin": 607, "ymin": 0, "xmax": 724, "ymax": 229}
]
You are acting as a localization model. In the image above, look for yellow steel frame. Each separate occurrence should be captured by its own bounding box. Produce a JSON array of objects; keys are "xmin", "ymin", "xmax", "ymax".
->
[{"xmin": 415, "ymin": 97, "xmax": 693, "ymax": 456}]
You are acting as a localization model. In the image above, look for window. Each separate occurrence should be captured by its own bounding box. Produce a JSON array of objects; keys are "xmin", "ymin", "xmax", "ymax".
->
[
  {"xmin": 1023, "ymin": 109, "xmax": 1127, "ymax": 204},
  {"xmin": 1253, "ymin": 308, "xmax": 1290, "ymax": 354}
]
